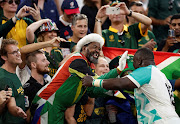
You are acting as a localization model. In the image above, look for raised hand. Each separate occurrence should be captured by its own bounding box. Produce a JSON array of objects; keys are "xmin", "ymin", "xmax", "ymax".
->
[
  {"xmin": 117, "ymin": 51, "xmax": 128, "ymax": 71},
  {"xmin": 49, "ymin": 37, "xmax": 66, "ymax": 47},
  {"xmin": 115, "ymin": 2, "xmax": 130, "ymax": 15},
  {"xmin": 28, "ymin": 4, "xmax": 41, "ymax": 21},
  {"xmin": 16, "ymin": 5, "xmax": 31, "ymax": 19},
  {"xmin": 96, "ymin": 5, "xmax": 110, "ymax": 20}
]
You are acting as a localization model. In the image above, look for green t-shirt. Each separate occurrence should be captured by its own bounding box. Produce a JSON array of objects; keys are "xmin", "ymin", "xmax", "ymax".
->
[
  {"xmin": 44, "ymin": 48, "xmax": 64, "ymax": 77},
  {"xmin": 0, "ymin": 68, "xmax": 25, "ymax": 124},
  {"xmin": 102, "ymin": 23, "xmax": 145, "ymax": 49}
]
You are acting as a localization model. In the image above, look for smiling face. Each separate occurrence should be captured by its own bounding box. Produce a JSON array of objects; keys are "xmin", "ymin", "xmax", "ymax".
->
[
  {"xmin": 35, "ymin": 53, "xmax": 50, "ymax": 75},
  {"xmin": 43, "ymin": 31, "xmax": 58, "ymax": 41},
  {"xmin": 1, "ymin": 0, "xmax": 18, "ymax": 14},
  {"xmin": 95, "ymin": 57, "xmax": 110, "ymax": 76},
  {"xmin": 84, "ymin": 42, "xmax": 101, "ymax": 64},
  {"xmin": 5, "ymin": 44, "xmax": 22, "ymax": 65},
  {"xmin": 71, "ymin": 19, "xmax": 88, "ymax": 40}
]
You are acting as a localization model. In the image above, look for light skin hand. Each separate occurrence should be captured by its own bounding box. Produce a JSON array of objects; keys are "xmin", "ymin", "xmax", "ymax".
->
[
  {"xmin": 28, "ymin": 4, "xmax": 41, "ymax": 21},
  {"xmin": 49, "ymin": 37, "xmax": 66, "ymax": 47},
  {"xmin": 0, "ymin": 90, "xmax": 7, "ymax": 105},
  {"xmin": 16, "ymin": 5, "xmax": 31, "ymax": 18},
  {"xmin": 115, "ymin": 2, "xmax": 130, "ymax": 15},
  {"xmin": 16, "ymin": 106, "xmax": 27, "ymax": 119},
  {"xmin": 142, "ymin": 39, "xmax": 156, "ymax": 51},
  {"xmin": 96, "ymin": 5, "xmax": 110, "ymax": 20}
]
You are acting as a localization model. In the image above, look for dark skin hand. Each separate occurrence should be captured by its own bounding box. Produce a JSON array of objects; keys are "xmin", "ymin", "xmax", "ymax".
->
[{"xmin": 82, "ymin": 76, "xmax": 137, "ymax": 90}]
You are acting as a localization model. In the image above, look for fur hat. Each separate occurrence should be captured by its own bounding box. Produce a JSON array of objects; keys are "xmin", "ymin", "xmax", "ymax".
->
[{"xmin": 76, "ymin": 33, "xmax": 104, "ymax": 52}]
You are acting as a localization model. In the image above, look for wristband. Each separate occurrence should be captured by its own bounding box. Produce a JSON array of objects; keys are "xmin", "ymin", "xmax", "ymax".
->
[
  {"xmin": 127, "ymin": 10, "xmax": 132, "ymax": 17},
  {"xmin": 15, "ymin": 15, "xmax": 20, "ymax": 20},
  {"xmin": 95, "ymin": 18, "xmax": 102, "ymax": 23},
  {"xmin": 92, "ymin": 79, "xmax": 103, "ymax": 88}
]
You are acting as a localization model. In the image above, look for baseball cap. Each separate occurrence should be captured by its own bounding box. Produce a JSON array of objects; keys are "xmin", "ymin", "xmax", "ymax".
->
[
  {"xmin": 38, "ymin": 21, "xmax": 59, "ymax": 35},
  {"xmin": 61, "ymin": 0, "xmax": 80, "ymax": 15}
]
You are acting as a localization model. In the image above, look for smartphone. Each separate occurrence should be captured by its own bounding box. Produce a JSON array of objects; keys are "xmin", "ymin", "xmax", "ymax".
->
[
  {"xmin": 59, "ymin": 42, "xmax": 71, "ymax": 48},
  {"xmin": 31, "ymin": 0, "xmax": 37, "ymax": 8},
  {"xmin": 106, "ymin": 7, "xmax": 120, "ymax": 15},
  {"xmin": 4, "ymin": 85, "xmax": 9, "ymax": 91},
  {"xmin": 168, "ymin": 29, "xmax": 175, "ymax": 38}
]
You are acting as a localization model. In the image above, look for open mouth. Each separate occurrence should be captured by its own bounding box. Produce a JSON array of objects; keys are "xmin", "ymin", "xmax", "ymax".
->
[{"xmin": 93, "ymin": 53, "xmax": 99, "ymax": 59}]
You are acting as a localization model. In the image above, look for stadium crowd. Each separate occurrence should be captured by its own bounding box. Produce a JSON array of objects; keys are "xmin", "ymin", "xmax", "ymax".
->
[{"xmin": 0, "ymin": 0, "xmax": 180, "ymax": 123}]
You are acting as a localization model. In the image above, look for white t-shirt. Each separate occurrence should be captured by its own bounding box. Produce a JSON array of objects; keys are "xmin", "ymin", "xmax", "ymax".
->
[{"xmin": 127, "ymin": 65, "xmax": 179, "ymax": 124}]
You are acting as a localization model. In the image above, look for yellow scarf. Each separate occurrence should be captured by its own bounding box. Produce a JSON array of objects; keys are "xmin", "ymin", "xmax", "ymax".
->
[{"xmin": 2, "ymin": 19, "xmax": 27, "ymax": 48}]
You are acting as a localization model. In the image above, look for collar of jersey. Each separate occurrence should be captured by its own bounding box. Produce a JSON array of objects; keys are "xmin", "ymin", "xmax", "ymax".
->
[{"xmin": 109, "ymin": 25, "xmax": 128, "ymax": 33}]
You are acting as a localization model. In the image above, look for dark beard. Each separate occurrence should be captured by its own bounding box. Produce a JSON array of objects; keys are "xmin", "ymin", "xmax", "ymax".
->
[
  {"xmin": 37, "ymin": 66, "xmax": 49, "ymax": 75},
  {"xmin": 86, "ymin": 49, "xmax": 98, "ymax": 64}
]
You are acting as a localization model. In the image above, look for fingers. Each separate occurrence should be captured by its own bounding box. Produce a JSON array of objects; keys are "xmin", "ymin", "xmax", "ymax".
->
[{"xmin": 16, "ymin": 107, "xmax": 27, "ymax": 119}]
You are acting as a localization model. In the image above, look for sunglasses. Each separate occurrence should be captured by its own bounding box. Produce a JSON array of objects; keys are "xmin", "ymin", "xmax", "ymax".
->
[
  {"xmin": 171, "ymin": 23, "xmax": 180, "ymax": 26},
  {"xmin": 4, "ymin": 0, "xmax": 20, "ymax": 5}
]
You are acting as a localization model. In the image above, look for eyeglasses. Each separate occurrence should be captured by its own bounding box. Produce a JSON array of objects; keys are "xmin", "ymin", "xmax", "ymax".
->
[
  {"xmin": 7, "ymin": 49, "xmax": 20, "ymax": 55},
  {"xmin": 168, "ymin": 0, "xmax": 174, "ymax": 11},
  {"xmin": 171, "ymin": 23, "xmax": 180, "ymax": 26},
  {"xmin": 4, "ymin": 0, "xmax": 20, "ymax": 5}
]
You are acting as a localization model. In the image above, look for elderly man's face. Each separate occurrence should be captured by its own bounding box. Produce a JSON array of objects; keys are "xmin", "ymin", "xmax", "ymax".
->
[{"xmin": 85, "ymin": 42, "xmax": 101, "ymax": 64}]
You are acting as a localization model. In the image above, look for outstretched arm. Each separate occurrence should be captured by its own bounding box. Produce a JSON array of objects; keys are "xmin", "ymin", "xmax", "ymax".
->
[
  {"xmin": 26, "ymin": 19, "xmax": 51, "ymax": 43},
  {"xmin": 83, "ymin": 76, "xmax": 137, "ymax": 91},
  {"xmin": 115, "ymin": 2, "xmax": 152, "ymax": 32}
]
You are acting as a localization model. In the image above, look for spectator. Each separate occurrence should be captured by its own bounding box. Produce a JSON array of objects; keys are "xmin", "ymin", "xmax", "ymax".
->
[
  {"xmin": 157, "ymin": 14, "xmax": 180, "ymax": 52},
  {"xmin": 81, "ymin": 0, "xmax": 111, "ymax": 33},
  {"xmin": 148, "ymin": 0, "xmax": 178, "ymax": 44},
  {"xmin": 17, "ymin": 0, "xmax": 59, "ymax": 23},
  {"xmin": 23, "ymin": 50, "xmax": 50, "ymax": 123},
  {"xmin": 86, "ymin": 57, "xmax": 109, "ymax": 124},
  {"xmin": 0, "ymin": 0, "xmax": 34, "ymax": 48},
  {"xmin": 70, "ymin": 14, "xmax": 88, "ymax": 52},
  {"xmin": 31, "ymin": 33, "xmax": 124, "ymax": 124},
  {"xmin": 128, "ymin": 1, "xmax": 157, "ymax": 51},
  {"xmin": 56, "ymin": 0, "xmax": 81, "ymax": 57},
  {"xmin": 56, "ymin": 0, "xmax": 80, "ymax": 40},
  {"xmin": 0, "ymin": 39, "xmax": 27, "ymax": 124},
  {"xmin": 94, "ymin": 1, "xmax": 152, "ymax": 49},
  {"xmin": 26, "ymin": 19, "xmax": 64, "ymax": 77},
  {"xmin": 83, "ymin": 48, "xmax": 180, "ymax": 124}
]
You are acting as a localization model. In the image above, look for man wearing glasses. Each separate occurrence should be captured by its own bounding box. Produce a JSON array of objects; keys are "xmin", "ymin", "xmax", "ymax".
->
[
  {"xmin": 0, "ymin": 39, "xmax": 27, "ymax": 124},
  {"xmin": 0, "ymin": 0, "xmax": 36, "ymax": 48}
]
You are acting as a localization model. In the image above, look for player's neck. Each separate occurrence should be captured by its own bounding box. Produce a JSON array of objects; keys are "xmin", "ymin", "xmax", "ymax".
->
[{"xmin": 111, "ymin": 23, "xmax": 124, "ymax": 33}]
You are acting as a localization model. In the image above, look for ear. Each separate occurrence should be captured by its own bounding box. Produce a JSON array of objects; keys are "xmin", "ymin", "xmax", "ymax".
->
[
  {"xmin": 31, "ymin": 62, "xmax": 36, "ymax": 69},
  {"xmin": 82, "ymin": 46, "xmax": 87, "ymax": 52},
  {"xmin": 1, "ymin": 55, "xmax": 7, "ymax": 61},
  {"xmin": 71, "ymin": 25, "xmax": 74, "ymax": 31},
  {"xmin": 0, "ymin": 2, "xmax": 4, "ymax": 8}
]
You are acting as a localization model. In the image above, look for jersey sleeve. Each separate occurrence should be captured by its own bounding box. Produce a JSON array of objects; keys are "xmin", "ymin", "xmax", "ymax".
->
[
  {"xmin": 69, "ymin": 59, "xmax": 95, "ymax": 78},
  {"xmin": 126, "ymin": 66, "xmax": 152, "ymax": 88}
]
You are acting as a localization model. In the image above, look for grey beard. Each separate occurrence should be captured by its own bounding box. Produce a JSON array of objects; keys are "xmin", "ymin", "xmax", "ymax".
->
[{"xmin": 89, "ymin": 56, "xmax": 98, "ymax": 64}]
